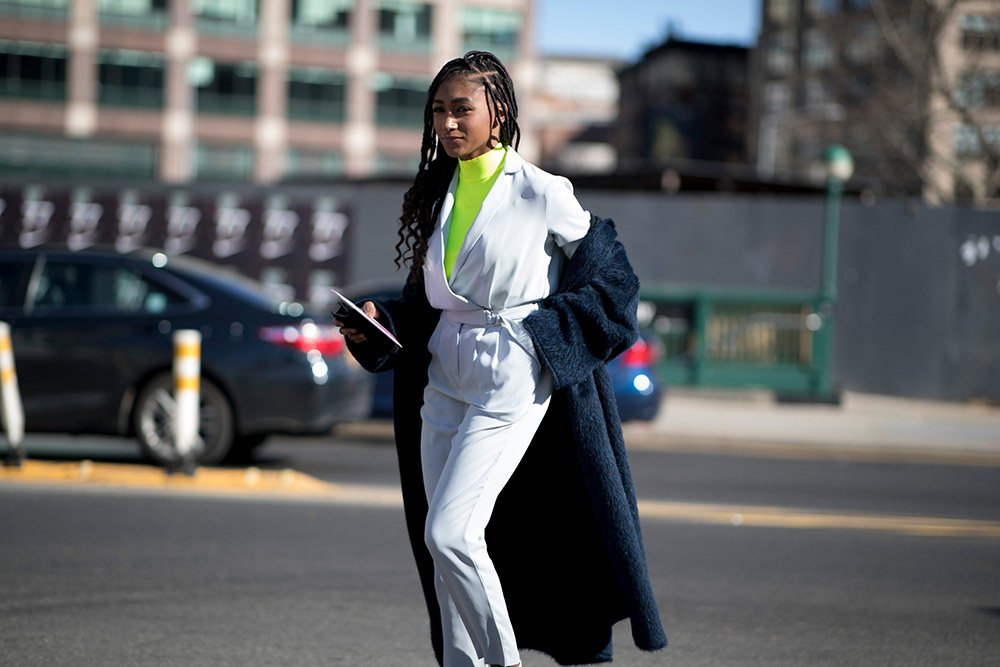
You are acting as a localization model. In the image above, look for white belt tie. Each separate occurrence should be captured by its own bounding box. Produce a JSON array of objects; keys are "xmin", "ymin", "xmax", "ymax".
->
[{"xmin": 442, "ymin": 303, "xmax": 539, "ymax": 327}]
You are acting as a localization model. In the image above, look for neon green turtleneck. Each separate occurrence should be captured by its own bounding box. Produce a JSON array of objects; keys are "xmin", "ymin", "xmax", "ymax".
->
[{"xmin": 444, "ymin": 144, "xmax": 506, "ymax": 281}]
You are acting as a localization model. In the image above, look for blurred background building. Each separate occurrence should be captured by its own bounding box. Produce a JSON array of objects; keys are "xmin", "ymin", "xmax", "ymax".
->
[
  {"xmin": 2, "ymin": 0, "xmax": 998, "ymax": 205},
  {"xmin": 752, "ymin": 0, "xmax": 1000, "ymax": 205},
  {"xmin": 613, "ymin": 38, "xmax": 749, "ymax": 170},
  {"xmin": 533, "ymin": 53, "xmax": 621, "ymax": 174},
  {"xmin": 0, "ymin": 0, "xmax": 537, "ymax": 183}
]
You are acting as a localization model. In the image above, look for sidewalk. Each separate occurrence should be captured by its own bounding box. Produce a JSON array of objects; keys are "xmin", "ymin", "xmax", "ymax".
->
[
  {"xmin": 620, "ymin": 389, "xmax": 1000, "ymax": 463},
  {"xmin": 338, "ymin": 388, "xmax": 1000, "ymax": 463}
]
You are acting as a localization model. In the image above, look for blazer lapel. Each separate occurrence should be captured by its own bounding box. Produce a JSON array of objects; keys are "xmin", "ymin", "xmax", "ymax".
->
[
  {"xmin": 450, "ymin": 148, "xmax": 523, "ymax": 278},
  {"xmin": 428, "ymin": 169, "xmax": 459, "ymax": 278}
]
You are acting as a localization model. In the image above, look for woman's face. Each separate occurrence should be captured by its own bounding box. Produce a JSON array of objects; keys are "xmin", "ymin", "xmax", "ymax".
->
[{"xmin": 431, "ymin": 75, "xmax": 502, "ymax": 161}]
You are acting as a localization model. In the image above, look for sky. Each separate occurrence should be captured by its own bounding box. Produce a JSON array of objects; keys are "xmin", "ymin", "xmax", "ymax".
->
[{"xmin": 535, "ymin": 0, "xmax": 761, "ymax": 60}]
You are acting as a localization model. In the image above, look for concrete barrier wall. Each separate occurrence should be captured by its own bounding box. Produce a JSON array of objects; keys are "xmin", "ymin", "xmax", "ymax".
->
[{"xmin": 346, "ymin": 188, "xmax": 1000, "ymax": 404}]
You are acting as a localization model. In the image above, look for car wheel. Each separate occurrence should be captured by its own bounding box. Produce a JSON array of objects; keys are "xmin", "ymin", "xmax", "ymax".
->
[{"xmin": 132, "ymin": 372, "xmax": 235, "ymax": 466}]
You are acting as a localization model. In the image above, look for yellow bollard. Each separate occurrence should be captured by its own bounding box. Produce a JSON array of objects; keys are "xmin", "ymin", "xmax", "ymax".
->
[
  {"xmin": 0, "ymin": 322, "xmax": 25, "ymax": 467},
  {"xmin": 173, "ymin": 329, "xmax": 201, "ymax": 473}
]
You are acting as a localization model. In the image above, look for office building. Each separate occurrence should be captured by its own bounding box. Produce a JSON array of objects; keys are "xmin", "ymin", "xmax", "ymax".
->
[
  {"xmin": 0, "ymin": 0, "xmax": 538, "ymax": 184},
  {"xmin": 613, "ymin": 37, "xmax": 750, "ymax": 171}
]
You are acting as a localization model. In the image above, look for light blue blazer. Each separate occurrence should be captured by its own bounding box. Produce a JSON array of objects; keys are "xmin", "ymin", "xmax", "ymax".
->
[{"xmin": 422, "ymin": 147, "xmax": 592, "ymax": 315}]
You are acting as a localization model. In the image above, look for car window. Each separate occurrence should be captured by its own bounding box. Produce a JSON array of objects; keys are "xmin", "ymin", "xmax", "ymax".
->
[
  {"xmin": 31, "ymin": 261, "xmax": 185, "ymax": 315},
  {"xmin": 0, "ymin": 261, "xmax": 30, "ymax": 308}
]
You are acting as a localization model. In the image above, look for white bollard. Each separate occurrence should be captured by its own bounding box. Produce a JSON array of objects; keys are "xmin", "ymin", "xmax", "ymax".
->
[
  {"xmin": 0, "ymin": 322, "xmax": 25, "ymax": 466},
  {"xmin": 172, "ymin": 329, "xmax": 201, "ymax": 469}
]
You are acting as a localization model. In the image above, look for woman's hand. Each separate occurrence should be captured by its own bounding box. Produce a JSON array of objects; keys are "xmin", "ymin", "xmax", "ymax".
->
[{"xmin": 336, "ymin": 301, "xmax": 381, "ymax": 344}]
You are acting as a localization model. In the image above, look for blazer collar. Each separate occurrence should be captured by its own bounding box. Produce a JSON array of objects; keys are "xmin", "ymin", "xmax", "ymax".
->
[
  {"xmin": 449, "ymin": 146, "xmax": 524, "ymax": 280},
  {"xmin": 502, "ymin": 146, "xmax": 524, "ymax": 174}
]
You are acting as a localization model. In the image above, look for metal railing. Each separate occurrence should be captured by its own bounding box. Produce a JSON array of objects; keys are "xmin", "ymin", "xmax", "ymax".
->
[{"xmin": 641, "ymin": 286, "xmax": 832, "ymax": 397}]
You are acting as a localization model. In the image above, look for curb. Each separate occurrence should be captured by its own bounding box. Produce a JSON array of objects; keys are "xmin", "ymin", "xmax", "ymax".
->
[
  {"xmin": 0, "ymin": 460, "xmax": 335, "ymax": 496},
  {"xmin": 4, "ymin": 459, "xmax": 999, "ymax": 539}
]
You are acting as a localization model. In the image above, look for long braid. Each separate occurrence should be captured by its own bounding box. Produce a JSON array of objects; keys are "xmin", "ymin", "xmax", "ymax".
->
[{"xmin": 395, "ymin": 51, "xmax": 520, "ymax": 280}]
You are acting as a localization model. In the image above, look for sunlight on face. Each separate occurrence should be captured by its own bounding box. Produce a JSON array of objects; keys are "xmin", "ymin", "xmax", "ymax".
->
[{"xmin": 432, "ymin": 75, "xmax": 502, "ymax": 161}]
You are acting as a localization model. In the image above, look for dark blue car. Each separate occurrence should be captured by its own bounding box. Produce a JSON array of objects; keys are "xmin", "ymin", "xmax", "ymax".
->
[{"xmin": 0, "ymin": 248, "xmax": 373, "ymax": 465}]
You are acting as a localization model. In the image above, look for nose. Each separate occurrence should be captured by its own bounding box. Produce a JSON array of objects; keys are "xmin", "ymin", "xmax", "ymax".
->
[{"xmin": 444, "ymin": 114, "xmax": 458, "ymax": 130}]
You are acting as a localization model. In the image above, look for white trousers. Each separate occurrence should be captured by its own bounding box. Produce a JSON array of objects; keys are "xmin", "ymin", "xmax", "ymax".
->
[{"xmin": 420, "ymin": 310, "xmax": 551, "ymax": 667}]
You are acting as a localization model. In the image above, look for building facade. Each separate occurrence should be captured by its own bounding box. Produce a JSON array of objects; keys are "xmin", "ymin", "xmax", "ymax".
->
[
  {"xmin": 753, "ymin": 0, "xmax": 1000, "ymax": 205},
  {"xmin": 925, "ymin": 0, "xmax": 1000, "ymax": 204},
  {"xmin": 532, "ymin": 54, "xmax": 622, "ymax": 174},
  {"xmin": 612, "ymin": 37, "xmax": 750, "ymax": 172},
  {"xmin": 0, "ymin": 0, "xmax": 537, "ymax": 184}
]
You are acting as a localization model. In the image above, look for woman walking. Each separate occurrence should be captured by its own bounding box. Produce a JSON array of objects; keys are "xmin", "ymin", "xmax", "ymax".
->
[{"xmin": 340, "ymin": 51, "xmax": 666, "ymax": 667}]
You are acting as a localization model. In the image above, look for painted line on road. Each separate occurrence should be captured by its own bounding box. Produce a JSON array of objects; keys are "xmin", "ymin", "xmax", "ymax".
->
[
  {"xmin": 621, "ymin": 431, "xmax": 1000, "ymax": 468},
  {"xmin": 4, "ymin": 459, "xmax": 1000, "ymax": 539},
  {"xmin": 636, "ymin": 499, "xmax": 1000, "ymax": 539}
]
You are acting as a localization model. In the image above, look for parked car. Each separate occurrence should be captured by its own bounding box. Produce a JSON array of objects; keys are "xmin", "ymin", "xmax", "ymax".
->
[
  {"xmin": 345, "ymin": 285, "xmax": 662, "ymax": 422},
  {"xmin": 606, "ymin": 332, "xmax": 663, "ymax": 422},
  {"xmin": 0, "ymin": 248, "xmax": 373, "ymax": 465}
]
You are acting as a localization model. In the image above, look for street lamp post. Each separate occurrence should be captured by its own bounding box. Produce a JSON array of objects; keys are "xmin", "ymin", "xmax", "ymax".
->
[{"xmin": 815, "ymin": 144, "xmax": 854, "ymax": 399}]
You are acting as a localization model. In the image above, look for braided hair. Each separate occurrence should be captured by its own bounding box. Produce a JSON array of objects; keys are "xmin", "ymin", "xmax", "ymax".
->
[{"xmin": 394, "ymin": 51, "xmax": 521, "ymax": 279}]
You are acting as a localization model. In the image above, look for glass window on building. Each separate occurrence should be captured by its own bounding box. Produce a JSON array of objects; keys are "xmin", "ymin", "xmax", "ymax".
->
[
  {"xmin": 766, "ymin": 32, "xmax": 795, "ymax": 74},
  {"xmin": 0, "ymin": 0, "xmax": 69, "ymax": 21},
  {"xmin": 377, "ymin": 0, "xmax": 432, "ymax": 54},
  {"xmin": 290, "ymin": 0, "xmax": 351, "ymax": 44},
  {"xmin": 0, "ymin": 40, "xmax": 67, "ymax": 101},
  {"xmin": 0, "ymin": 132, "xmax": 157, "ymax": 178},
  {"xmin": 803, "ymin": 30, "xmax": 834, "ymax": 69},
  {"xmin": 191, "ymin": 58, "xmax": 257, "ymax": 115},
  {"xmin": 98, "ymin": 49, "xmax": 164, "ymax": 108},
  {"xmin": 194, "ymin": 0, "xmax": 258, "ymax": 37},
  {"xmin": 195, "ymin": 143, "xmax": 253, "ymax": 181},
  {"xmin": 954, "ymin": 123, "xmax": 1000, "ymax": 158},
  {"xmin": 375, "ymin": 152, "xmax": 420, "ymax": 176},
  {"xmin": 373, "ymin": 72, "xmax": 428, "ymax": 127},
  {"xmin": 287, "ymin": 67, "xmax": 346, "ymax": 121},
  {"xmin": 763, "ymin": 81, "xmax": 791, "ymax": 113},
  {"xmin": 461, "ymin": 7, "xmax": 521, "ymax": 62},
  {"xmin": 956, "ymin": 70, "xmax": 1000, "ymax": 109},
  {"xmin": 845, "ymin": 22, "xmax": 880, "ymax": 64},
  {"xmin": 284, "ymin": 148, "xmax": 343, "ymax": 180},
  {"xmin": 807, "ymin": 0, "xmax": 838, "ymax": 15},
  {"xmin": 767, "ymin": 0, "xmax": 796, "ymax": 24},
  {"xmin": 98, "ymin": 0, "xmax": 168, "ymax": 28},
  {"xmin": 954, "ymin": 124, "xmax": 977, "ymax": 157},
  {"xmin": 846, "ymin": 0, "xmax": 870, "ymax": 10},
  {"xmin": 961, "ymin": 14, "xmax": 1000, "ymax": 51},
  {"xmin": 804, "ymin": 78, "xmax": 830, "ymax": 105}
]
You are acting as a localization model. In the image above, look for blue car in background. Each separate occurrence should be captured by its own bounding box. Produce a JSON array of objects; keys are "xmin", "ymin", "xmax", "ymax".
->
[
  {"xmin": 346, "ymin": 285, "xmax": 663, "ymax": 422},
  {"xmin": 606, "ymin": 333, "xmax": 663, "ymax": 421}
]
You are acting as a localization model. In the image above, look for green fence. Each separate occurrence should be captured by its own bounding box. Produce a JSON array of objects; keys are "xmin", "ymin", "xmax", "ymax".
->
[{"xmin": 640, "ymin": 286, "xmax": 833, "ymax": 397}]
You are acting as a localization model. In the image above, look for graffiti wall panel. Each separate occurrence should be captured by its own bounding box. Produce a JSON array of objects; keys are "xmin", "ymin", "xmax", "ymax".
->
[{"xmin": 0, "ymin": 184, "xmax": 352, "ymax": 306}]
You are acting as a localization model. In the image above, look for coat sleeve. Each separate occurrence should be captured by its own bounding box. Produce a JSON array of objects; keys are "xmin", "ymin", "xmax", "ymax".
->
[
  {"xmin": 345, "ymin": 273, "xmax": 438, "ymax": 373},
  {"xmin": 523, "ymin": 216, "xmax": 640, "ymax": 391}
]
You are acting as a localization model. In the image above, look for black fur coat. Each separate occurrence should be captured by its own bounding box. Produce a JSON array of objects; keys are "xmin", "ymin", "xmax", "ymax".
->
[{"xmin": 347, "ymin": 215, "xmax": 667, "ymax": 665}]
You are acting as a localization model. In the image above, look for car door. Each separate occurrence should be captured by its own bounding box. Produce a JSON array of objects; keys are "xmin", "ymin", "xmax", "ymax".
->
[{"xmin": 14, "ymin": 254, "xmax": 191, "ymax": 433}]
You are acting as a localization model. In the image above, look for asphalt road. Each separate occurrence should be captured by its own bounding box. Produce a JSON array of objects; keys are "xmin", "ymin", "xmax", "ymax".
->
[{"xmin": 1, "ymin": 433, "xmax": 999, "ymax": 666}]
